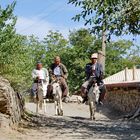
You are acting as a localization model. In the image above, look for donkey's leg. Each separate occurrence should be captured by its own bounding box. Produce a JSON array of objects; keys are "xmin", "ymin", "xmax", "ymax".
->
[
  {"xmin": 43, "ymin": 87, "xmax": 47, "ymax": 113},
  {"xmin": 89, "ymin": 101, "xmax": 95, "ymax": 120},
  {"xmin": 92, "ymin": 101, "xmax": 96, "ymax": 120},
  {"xmin": 43, "ymin": 99, "xmax": 47, "ymax": 113},
  {"xmin": 58, "ymin": 98, "xmax": 63, "ymax": 116},
  {"xmin": 36, "ymin": 101, "xmax": 39, "ymax": 114},
  {"xmin": 89, "ymin": 101, "xmax": 92, "ymax": 119},
  {"xmin": 39, "ymin": 92, "xmax": 44, "ymax": 113},
  {"xmin": 54, "ymin": 100, "xmax": 58, "ymax": 115}
]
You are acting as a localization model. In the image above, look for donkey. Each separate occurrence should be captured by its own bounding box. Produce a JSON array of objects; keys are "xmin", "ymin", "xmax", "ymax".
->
[
  {"xmin": 88, "ymin": 83, "xmax": 100, "ymax": 120},
  {"xmin": 52, "ymin": 81, "xmax": 63, "ymax": 116},
  {"xmin": 35, "ymin": 80, "xmax": 47, "ymax": 114}
]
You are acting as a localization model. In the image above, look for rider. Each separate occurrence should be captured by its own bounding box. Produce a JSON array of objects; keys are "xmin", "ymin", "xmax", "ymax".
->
[
  {"xmin": 49, "ymin": 56, "xmax": 69, "ymax": 97},
  {"xmin": 31, "ymin": 62, "xmax": 49, "ymax": 98},
  {"xmin": 81, "ymin": 53, "xmax": 106, "ymax": 104}
]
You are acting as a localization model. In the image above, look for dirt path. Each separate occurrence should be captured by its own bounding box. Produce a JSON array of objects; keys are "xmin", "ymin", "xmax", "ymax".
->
[{"xmin": 1, "ymin": 102, "xmax": 140, "ymax": 140}]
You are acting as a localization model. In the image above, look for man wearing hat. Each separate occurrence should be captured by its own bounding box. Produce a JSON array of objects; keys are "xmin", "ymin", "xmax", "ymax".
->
[
  {"xmin": 31, "ymin": 62, "xmax": 49, "ymax": 98},
  {"xmin": 81, "ymin": 53, "xmax": 106, "ymax": 104}
]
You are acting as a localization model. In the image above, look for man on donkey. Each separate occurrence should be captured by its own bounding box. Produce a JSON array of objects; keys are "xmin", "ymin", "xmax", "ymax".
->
[
  {"xmin": 31, "ymin": 62, "xmax": 49, "ymax": 99},
  {"xmin": 81, "ymin": 53, "xmax": 106, "ymax": 104},
  {"xmin": 49, "ymin": 56, "xmax": 69, "ymax": 98}
]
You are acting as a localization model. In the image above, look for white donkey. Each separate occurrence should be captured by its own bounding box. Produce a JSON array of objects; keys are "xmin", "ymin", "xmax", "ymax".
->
[
  {"xmin": 88, "ymin": 83, "xmax": 100, "ymax": 120},
  {"xmin": 52, "ymin": 81, "xmax": 63, "ymax": 116},
  {"xmin": 35, "ymin": 80, "xmax": 48, "ymax": 114}
]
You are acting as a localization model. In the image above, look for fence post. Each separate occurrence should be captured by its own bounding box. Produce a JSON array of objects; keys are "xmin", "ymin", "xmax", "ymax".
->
[
  {"xmin": 125, "ymin": 67, "xmax": 128, "ymax": 81},
  {"xmin": 132, "ymin": 66, "xmax": 136, "ymax": 80}
]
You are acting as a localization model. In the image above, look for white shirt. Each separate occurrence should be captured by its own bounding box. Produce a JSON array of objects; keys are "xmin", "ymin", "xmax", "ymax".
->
[
  {"xmin": 32, "ymin": 68, "xmax": 49, "ymax": 81},
  {"xmin": 32, "ymin": 68, "xmax": 49, "ymax": 94},
  {"xmin": 54, "ymin": 66, "xmax": 61, "ymax": 76},
  {"xmin": 36, "ymin": 69, "xmax": 44, "ymax": 79},
  {"xmin": 92, "ymin": 63, "xmax": 97, "ymax": 76}
]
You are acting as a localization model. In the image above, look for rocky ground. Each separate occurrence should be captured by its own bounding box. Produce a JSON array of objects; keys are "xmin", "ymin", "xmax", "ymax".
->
[{"xmin": 0, "ymin": 102, "xmax": 140, "ymax": 140}]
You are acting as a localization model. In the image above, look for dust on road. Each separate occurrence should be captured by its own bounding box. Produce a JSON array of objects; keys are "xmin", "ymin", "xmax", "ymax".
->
[{"xmin": 0, "ymin": 103, "xmax": 140, "ymax": 140}]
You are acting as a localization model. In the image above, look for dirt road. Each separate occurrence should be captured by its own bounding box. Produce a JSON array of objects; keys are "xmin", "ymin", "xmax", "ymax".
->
[{"xmin": 1, "ymin": 102, "xmax": 140, "ymax": 140}]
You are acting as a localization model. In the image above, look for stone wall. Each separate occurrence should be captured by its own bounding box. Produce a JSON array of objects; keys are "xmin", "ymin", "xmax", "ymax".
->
[
  {"xmin": 106, "ymin": 82, "xmax": 140, "ymax": 113},
  {"xmin": 0, "ymin": 76, "xmax": 24, "ymax": 128}
]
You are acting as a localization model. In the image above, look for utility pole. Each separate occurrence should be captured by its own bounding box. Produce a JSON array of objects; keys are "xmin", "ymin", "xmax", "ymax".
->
[
  {"xmin": 100, "ymin": 11, "xmax": 107, "ymax": 73},
  {"xmin": 102, "ymin": 31, "xmax": 106, "ymax": 72},
  {"xmin": 97, "ymin": 31, "xmax": 106, "ymax": 73}
]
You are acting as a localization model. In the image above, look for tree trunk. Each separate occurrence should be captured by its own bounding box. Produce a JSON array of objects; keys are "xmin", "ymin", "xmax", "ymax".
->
[
  {"xmin": 124, "ymin": 107, "xmax": 140, "ymax": 120},
  {"xmin": 101, "ymin": 31, "xmax": 106, "ymax": 73}
]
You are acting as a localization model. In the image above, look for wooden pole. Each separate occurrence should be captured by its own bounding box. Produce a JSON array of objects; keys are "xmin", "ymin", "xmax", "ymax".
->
[
  {"xmin": 125, "ymin": 67, "xmax": 128, "ymax": 81},
  {"xmin": 132, "ymin": 66, "xmax": 136, "ymax": 80},
  {"xmin": 102, "ymin": 31, "xmax": 106, "ymax": 73},
  {"xmin": 97, "ymin": 50, "xmax": 103, "ymax": 64}
]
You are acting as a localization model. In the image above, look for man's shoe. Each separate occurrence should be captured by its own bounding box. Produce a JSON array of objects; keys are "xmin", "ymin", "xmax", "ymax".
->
[{"xmin": 99, "ymin": 101, "xmax": 103, "ymax": 105}]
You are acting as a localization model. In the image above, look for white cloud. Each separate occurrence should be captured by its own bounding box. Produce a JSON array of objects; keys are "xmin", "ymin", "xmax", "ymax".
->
[
  {"xmin": 16, "ymin": 17, "xmax": 54, "ymax": 39},
  {"xmin": 15, "ymin": 16, "xmax": 85, "ymax": 39}
]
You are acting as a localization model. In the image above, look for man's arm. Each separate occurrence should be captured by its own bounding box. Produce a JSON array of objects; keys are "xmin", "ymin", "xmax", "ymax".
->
[
  {"xmin": 61, "ymin": 64, "xmax": 68, "ymax": 79},
  {"xmin": 32, "ymin": 69, "xmax": 37, "ymax": 80}
]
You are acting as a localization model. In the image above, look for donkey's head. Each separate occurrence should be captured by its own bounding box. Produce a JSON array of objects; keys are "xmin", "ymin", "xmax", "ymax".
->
[
  {"xmin": 52, "ymin": 82, "xmax": 61, "ymax": 96},
  {"xmin": 93, "ymin": 83, "xmax": 100, "ymax": 103}
]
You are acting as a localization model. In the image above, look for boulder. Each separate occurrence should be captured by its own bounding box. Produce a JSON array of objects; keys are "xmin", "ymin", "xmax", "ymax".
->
[
  {"xmin": 0, "ymin": 76, "xmax": 24, "ymax": 128},
  {"xmin": 69, "ymin": 95, "xmax": 83, "ymax": 103}
]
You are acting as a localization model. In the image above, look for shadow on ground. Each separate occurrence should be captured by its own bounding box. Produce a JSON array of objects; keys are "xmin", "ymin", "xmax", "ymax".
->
[{"xmin": 21, "ymin": 110, "xmax": 140, "ymax": 140}]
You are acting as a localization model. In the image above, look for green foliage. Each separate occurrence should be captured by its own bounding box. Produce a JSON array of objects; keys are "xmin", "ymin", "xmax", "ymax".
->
[
  {"xmin": 0, "ymin": 2, "xmax": 140, "ymax": 93},
  {"xmin": 105, "ymin": 40, "xmax": 134, "ymax": 76},
  {"xmin": 68, "ymin": 0, "xmax": 140, "ymax": 37},
  {"xmin": 66, "ymin": 29, "xmax": 98, "ymax": 91},
  {"xmin": 0, "ymin": 1, "xmax": 17, "ymax": 65},
  {"xmin": 43, "ymin": 30, "xmax": 69, "ymax": 66}
]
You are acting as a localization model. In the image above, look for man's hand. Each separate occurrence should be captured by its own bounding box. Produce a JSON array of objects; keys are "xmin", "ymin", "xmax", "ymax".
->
[
  {"xmin": 51, "ymin": 75, "xmax": 56, "ymax": 81},
  {"xmin": 36, "ymin": 76, "xmax": 40, "ymax": 80},
  {"xmin": 100, "ymin": 75, "xmax": 104, "ymax": 80}
]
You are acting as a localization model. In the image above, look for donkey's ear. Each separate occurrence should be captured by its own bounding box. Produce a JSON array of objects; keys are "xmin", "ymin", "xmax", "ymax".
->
[
  {"xmin": 51, "ymin": 80, "xmax": 56, "ymax": 84},
  {"xmin": 55, "ymin": 78, "xmax": 59, "ymax": 82}
]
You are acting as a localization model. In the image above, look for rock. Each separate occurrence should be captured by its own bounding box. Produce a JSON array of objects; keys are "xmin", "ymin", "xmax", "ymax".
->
[
  {"xmin": 0, "ymin": 76, "xmax": 24, "ymax": 128},
  {"xmin": 69, "ymin": 95, "xmax": 83, "ymax": 103}
]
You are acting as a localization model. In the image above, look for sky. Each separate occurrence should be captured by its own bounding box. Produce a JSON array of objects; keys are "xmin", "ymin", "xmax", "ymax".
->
[{"xmin": 1, "ymin": 0, "xmax": 140, "ymax": 46}]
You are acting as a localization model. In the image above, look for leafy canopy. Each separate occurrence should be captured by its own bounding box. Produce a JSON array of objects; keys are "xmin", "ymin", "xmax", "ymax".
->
[{"xmin": 68, "ymin": 0, "xmax": 140, "ymax": 38}]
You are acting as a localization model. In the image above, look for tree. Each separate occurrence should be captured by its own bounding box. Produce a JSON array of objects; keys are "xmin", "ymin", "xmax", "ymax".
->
[
  {"xmin": 68, "ymin": 0, "xmax": 140, "ymax": 36},
  {"xmin": 0, "ymin": 2, "xmax": 41, "ymax": 91},
  {"xmin": 66, "ymin": 29, "xmax": 98, "ymax": 91},
  {"xmin": 43, "ymin": 31, "xmax": 68, "ymax": 66},
  {"xmin": 0, "ymin": 1, "xmax": 17, "ymax": 68},
  {"xmin": 105, "ymin": 40, "xmax": 134, "ymax": 76},
  {"xmin": 69, "ymin": 28, "xmax": 98, "ymax": 56},
  {"xmin": 68, "ymin": 0, "xmax": 140, "ymax": 71}
]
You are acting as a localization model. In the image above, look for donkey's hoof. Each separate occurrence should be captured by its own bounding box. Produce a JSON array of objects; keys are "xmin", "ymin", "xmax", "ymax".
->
[
  {"xmin": 90, "ymin": 116, "xmax": 95, "ymax": 120},
  {"xmin": 60, "ymin": 110, "xmax": 63, "ymax": 116},
  {"xmin": 58, "ymin": 110, "xmax": 63, "ymax": 116}
]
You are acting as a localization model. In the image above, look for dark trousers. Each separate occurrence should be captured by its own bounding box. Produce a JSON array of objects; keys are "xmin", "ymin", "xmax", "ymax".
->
[{"xmin": 59, "ymin": 77, "xmax": 69, "ymax": 97}]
